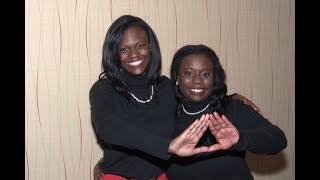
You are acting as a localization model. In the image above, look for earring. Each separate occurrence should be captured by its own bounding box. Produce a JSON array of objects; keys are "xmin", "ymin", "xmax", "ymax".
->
[{"xmin": 176, "ymin": 80, "xmax": 179, "ymax": 85}]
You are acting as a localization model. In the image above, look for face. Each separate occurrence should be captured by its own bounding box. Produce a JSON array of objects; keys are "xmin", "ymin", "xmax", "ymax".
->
[
  {"xmin": 119, "ymin": 26, "xmax": 151, "ymax": 75},
  {"xmin": 178, "ymin": 54, "xmax": 214, "ymax": 103}
]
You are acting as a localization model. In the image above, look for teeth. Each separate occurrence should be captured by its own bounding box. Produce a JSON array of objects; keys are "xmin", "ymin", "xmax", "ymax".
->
[
  {"xmin": 128, "ymin": 60, "xmax": 143, "ymax": 66},
  {"xmin": 190, "ymin": 89, "xmax": 203, "ymax": 92}
]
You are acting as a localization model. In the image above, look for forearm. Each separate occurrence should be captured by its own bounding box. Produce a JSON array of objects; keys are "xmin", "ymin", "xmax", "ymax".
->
[{"xmin": 232, "ymin": 126, "xmax": 287, "ymax": 154}]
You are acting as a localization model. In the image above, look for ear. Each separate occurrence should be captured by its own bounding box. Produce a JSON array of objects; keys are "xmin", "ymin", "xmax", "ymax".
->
[{"xmin": 176, "ymin": 76, "xmax": 180, "ymax": 85}]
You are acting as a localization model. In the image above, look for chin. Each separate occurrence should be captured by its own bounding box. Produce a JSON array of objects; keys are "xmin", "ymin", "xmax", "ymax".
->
[
  {"xmin": 193, "ymin": 97, "xmax": 209, "ymax": 103},
  {"xmin": 188, "ymin": 99, "xmax": 202, "ymax": 103},
  {"xmin": 132, "ymin": 70, "xmax": 146, "ymax": 76}
]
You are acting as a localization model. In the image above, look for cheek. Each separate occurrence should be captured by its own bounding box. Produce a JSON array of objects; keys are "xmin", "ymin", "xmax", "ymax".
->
[
  {"xmin": 143, "ymin": 50, "xmax": 151, "ymax": 60},
  {"xmin": 119, "ymin": 54, "xmax": 128, "ymax": 66},
  {"xmin": 205, "ymin": 81, "xmax": 214, "ymax": 93},
  {"xmin": 179, "ymin": 80, "xmax": 191, "ymax": 93},
  {"xmin": 144, "ymin": 55, "xmax": 150, "ymax": 64},
  {"xmin": 119, "ymin": 53, "xmax": 126, "ymax": 61}
]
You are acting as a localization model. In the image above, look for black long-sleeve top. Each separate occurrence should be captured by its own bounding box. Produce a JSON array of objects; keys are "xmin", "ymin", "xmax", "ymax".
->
[
  {"xmin": 89, "ymin": 73, "xmax": 177, "ymax": 180},
  {"xmin": 166, "ymin": 99, "xmax": 287, "ymax": 180}
]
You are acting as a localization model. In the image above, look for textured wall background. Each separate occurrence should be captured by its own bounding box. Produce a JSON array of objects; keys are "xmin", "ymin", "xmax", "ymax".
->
[{"xmin": 25, "ymin": 0, "xmax": 295, "ymax": 179}]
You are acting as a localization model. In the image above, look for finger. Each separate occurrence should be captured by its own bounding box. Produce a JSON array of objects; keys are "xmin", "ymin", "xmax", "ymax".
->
[
  {"xmin": 209, "ymin": 113, "xmax": 221, "ymax": 132},
  {"xmin": 208, "ymin": 116, "xmax": 218, "ymax": 135},
  {"xmin": 208, "ymin": 114, "xmax": 216, "ymax": 123},
  {"xmin": 185, "ymin": 118, "xmax": 200, "ymax": 135},
  {"xmin": 195, "ymin": 116, "xmax": 208, "ymax": 136},
  {"xmin": 204, "ymin": 113, "xmax": 210, "ymax": 121},
  {"xmin": 221, "ymin": 114, "xmax": 232, "ymax": 127},
  {"xmin": 213, "ymin": 112, "xmax": 226, "ymax": 128},
  {"xmin": 196, "ymin": 119, "xmax": 209, "ymax": 137},
  {"xmin": 208, "ymin": 115, "xmax": 214, "ymax": 129},
  {"xmin": 192, "ymin": 146, "xmax": 209, "ymax": 154},
  {"xmin": 199, "ymin": 114, "xmax": 207, "ymax": 121},
  {"xmin": 208, "ymin": 143, "xmax": 223, "ymax": 152},
  {"xmin": 210, "ymin": 113, "xmax": 220, "ymax": 127},
  {"xmin": 189, "ymin": 115, "xmax": 205, "ymax": 135}
]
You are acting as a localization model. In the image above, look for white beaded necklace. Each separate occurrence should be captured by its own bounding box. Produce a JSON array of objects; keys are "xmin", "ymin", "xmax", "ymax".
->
[
  {"xmin": 129, "ymin": 85, "xmax": 154, "ymax": 103},
  {"xmin": 182, "ymin": 104, "xmax": 210, "ymax": 115}
]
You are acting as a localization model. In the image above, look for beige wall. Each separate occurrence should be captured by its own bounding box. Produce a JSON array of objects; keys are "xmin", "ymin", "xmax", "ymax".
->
[{"xmin": 25, "ymin": 0, "xmax": 295, "ymax": 179}]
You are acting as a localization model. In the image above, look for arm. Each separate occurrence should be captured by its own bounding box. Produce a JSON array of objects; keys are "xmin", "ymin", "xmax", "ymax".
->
[
  {"xmin": 234, "ymin": 105, "xmax": 287, "ymax": 154},
  {"xmin": 90, "ymin": 81, "xmax": 171, "ymax": 159},
  {"xmin": 209, "ymin": 101, "xmax": 287, "ymax": 154},
  {"xmin": 90, "ymin": 80, "xmax": 210, "ymax": 159}
]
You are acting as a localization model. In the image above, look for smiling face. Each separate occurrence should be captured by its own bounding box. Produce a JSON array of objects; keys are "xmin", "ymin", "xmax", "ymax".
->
[
  {"xmin": 178, "ymin": 54, "xmax": 214, "ymax": 103},
  {"xmin": 119, "ymin": 26, "xmax": 151, "ymax": 76}
]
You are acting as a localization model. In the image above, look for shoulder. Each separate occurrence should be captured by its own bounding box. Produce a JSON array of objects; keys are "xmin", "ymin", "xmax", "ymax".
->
[
  {"xmin": 158, "ymin": 75, "xmax": 174, "ymax": 90},
  {"xmin": 227, "ymin": 99, "xmax": 252, "ymax": 111},
  {"xmin": 89, "ymin": 78, "xmax": 113, "ymax": 96},
  {"xmin": 159, "ymin": 75, "xmax": 171, "ymax": 83},
  {"xmin": 226, "ymin": 99, "xmax": 252, "ymax": 115},
  {"xmin": 228, "ymin": 99, "xmax": 245, "ymax": 107},
  {"xmin": 155, "ymin": 76, "xmax": 176, "ymax": 101},
  {"xmin": 226, "ymin": 99, "xmax": 263, "ymax": 121}
]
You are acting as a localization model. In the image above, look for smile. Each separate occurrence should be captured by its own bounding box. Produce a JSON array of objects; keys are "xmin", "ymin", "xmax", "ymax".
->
[
  {"xmin": 190, "ymin": 88, "xmax": 204, "ymax": 92},
  {"xmin": 128, "ymin": 60, "xmax": 143, "ymax": 66}
]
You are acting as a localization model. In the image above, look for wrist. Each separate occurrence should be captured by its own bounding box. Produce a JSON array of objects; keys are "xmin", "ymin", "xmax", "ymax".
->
[{"xmin": 168, "ymin": 141, "xmax": 174, "ymax": 154}]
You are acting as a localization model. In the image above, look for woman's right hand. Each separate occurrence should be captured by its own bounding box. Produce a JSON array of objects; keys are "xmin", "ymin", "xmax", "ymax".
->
[{"xmin": 168, "ymin": 114, "xmax": 210, "ymax": 157}]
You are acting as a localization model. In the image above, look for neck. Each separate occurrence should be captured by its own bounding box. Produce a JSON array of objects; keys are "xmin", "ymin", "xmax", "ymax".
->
[{"xmin": 180, "ymin": 97, "xmax": 212, "ymax": 116}]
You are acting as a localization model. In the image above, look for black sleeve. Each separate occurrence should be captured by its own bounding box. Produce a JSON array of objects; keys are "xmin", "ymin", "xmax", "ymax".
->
[
  {"xmin": 89, "ymin": 81, "xmax": 171, "ymax": 160},
  {"xmin": 229, "ymin": 93, "xmax": 238, "ymax": 98},
  {"xmin": 229, "ymin": 100, "xmax": 287, "ymax": 154}
]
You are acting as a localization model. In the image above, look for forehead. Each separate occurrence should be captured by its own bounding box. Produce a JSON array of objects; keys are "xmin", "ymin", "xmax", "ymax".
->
[
  {"xmin": 122, "ymin": 26, "xmax": 148, "ymax": 41},
  {"xmin": 180, "ymin": 54, "xmax": 213, "ymax": 69}
]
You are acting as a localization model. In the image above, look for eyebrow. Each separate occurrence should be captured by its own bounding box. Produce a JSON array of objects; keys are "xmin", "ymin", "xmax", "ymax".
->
[
  {"xmin": 183, "ymin": 67, "xmax": 211, "ymax": 71},
  {"xmin": 121, "ymin": 41, "xmax": 147, "ymax": 46}
]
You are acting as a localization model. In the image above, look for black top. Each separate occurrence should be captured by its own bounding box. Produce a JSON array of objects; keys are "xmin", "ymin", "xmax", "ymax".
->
[
  {"xmin": 166, "ymin": 99, "xmax": 287, "ymax": 180},
  {"xmin": 89, "ymin": 73, "xmax": 177, "ymax": 179}
]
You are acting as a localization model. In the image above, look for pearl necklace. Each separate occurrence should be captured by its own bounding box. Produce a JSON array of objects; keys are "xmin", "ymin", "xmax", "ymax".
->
[
  {"xmin": 182, "ymin": 104, "xmax": 210, "ymax": 115},
  {"xmin": 129, "ymin": 86, "xmax": 154, "ymax": 103}
]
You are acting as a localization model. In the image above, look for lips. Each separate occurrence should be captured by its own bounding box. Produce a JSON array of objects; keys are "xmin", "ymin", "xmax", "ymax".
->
[
  {"xmin": 127, "ymin": 59, "xmax": 143, "ymax": 67},
  {"xmin": 190, "ymin": 88, "xmax": 205, "ymax": 93}
]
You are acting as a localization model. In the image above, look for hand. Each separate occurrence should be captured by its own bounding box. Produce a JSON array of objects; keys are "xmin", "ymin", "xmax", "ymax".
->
[
  {"xmin": 169, "ymin": 114, "xmax": 210, "ymax": 157},
  {"xmin": 207, "ymin": 112, "xmax": 239, "ymax": 152},
  {"xmin": 232, "ymin": 94, "xmax": 263, "ymax": 115}
]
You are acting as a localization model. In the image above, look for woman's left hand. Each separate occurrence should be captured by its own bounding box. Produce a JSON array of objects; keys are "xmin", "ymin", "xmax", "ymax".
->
[{"xmin": 207, "ymin": 112, "xmax": 239, "ymax": 152}]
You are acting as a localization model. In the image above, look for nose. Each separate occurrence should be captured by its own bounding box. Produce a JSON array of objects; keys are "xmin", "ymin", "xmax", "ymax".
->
[
  {"xmin": 192, "ymin": 74, "xmax": 202, "ymax": 84},
  {"xmin": 129, "ymin": 48, "xmax": 139, "ymax": 59}
]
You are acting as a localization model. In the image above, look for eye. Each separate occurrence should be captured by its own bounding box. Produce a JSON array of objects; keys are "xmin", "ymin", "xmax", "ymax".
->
[
  {"xmin": 184, "ymin": 71, "xmax": 193, "ymax": 77},
  {"xmin": 137, "ymin": 43, "xmax": 145, "ymax": 49},
  {"xmin": 202, "ymin": 72, "xmax": 210, "ymax": 78},
  {"xmin": 120, "ymin": 47, "xmax": 128, "ymax": 53}
]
